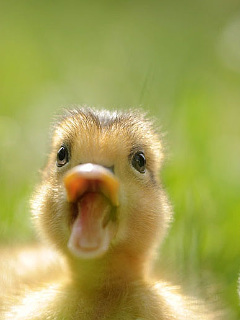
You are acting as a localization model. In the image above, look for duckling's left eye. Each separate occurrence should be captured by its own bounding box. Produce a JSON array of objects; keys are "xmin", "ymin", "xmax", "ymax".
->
[
  {"xmin": 57, "ymin": 146, "xmax": 69, "ymax": 167},
  {"xmin": 132, "ymin": 151, "xmax": 146, "ymax": 173}
]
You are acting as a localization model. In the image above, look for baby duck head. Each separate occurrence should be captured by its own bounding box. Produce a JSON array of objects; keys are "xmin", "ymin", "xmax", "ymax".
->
[{"xmin": 32, "ymin": 108, "xmax": 171, "ymax": 265}]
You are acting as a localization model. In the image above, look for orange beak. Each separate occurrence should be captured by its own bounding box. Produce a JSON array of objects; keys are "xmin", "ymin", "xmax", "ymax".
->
[{"xmin": 64, "ymin": 163, "xmax": 119, "ymax": 207}]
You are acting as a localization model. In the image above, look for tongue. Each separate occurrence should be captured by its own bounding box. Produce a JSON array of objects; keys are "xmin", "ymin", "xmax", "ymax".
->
[{"xmin": 68, "ymin": 193, "xmax": 113, "ymax": 258}]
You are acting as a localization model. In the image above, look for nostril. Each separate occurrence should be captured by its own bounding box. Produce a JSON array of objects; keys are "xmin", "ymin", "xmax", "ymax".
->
[{"xmin": 106, "ymin": 166, "xmax": 114, "ymax": 174}]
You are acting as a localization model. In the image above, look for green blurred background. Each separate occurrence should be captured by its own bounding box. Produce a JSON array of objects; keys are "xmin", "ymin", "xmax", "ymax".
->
[{"xmin": 0, "ymin": 0, "xmax": 240, "ymax": 317}]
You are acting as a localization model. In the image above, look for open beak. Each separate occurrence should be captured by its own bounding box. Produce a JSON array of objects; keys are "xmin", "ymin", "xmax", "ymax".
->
[{"xmin": 63, "ymin": 163, "xmax": 119, "ymax": 259}]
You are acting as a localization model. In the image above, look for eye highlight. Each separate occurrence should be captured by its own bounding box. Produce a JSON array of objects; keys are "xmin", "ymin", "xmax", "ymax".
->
[
  {"xmin": 56, "ymin": 146, "xmax": 69, "ymax": 167},
  {"xmin": 131, "ymin": 151, "xmax": 146, "ymax": 173}
]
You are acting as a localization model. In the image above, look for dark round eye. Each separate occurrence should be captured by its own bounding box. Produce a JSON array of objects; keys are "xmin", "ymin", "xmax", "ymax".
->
[
  {"xmin": 131, "ymin": 151, "xmax": 146, "ymax": 173},
  {"xmin": 57, "ymin": 146, "xmax": 69, "ymax": 167}
]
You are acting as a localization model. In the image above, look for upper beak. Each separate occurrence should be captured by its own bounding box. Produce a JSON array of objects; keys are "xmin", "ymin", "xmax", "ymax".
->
[{"xmin": 64, "ymin": 163, "xmax": 119, "ymax": 206}]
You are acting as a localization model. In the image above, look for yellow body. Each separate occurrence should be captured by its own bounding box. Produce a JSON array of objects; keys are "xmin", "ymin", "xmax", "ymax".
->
[{"xmin": 1, "ymin": 108, "xmax": 221, "ymax": 319}]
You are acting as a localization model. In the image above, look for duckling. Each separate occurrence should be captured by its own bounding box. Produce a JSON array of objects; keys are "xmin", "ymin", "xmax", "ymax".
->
[{"xmin": 2, "ymin": 107, "xmax": 220, "ymax": 319}]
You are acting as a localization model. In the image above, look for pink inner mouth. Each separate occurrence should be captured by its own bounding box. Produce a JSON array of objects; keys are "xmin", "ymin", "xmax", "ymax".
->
[{"xmin": 68, "ymin": 191, "xmax": 116, "ymax": 259}]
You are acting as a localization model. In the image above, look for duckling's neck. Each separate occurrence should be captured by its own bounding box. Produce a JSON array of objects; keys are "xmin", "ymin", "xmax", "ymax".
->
[{"xmin": 68, "ymin": 251, "xmax": 149, "ymax": 296}]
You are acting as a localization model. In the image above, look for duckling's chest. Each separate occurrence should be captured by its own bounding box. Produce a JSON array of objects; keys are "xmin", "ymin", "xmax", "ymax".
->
[
  {"xmin": 4, "ymin": 284, "xmax": 163, "ymax": 320},
  {"xmin": 53, "ymin": 285, "xmax": 164, "ymax": 320},
  {"xmin": 5, "ymin": 288, "xmax": 162, "ymax": 320}
]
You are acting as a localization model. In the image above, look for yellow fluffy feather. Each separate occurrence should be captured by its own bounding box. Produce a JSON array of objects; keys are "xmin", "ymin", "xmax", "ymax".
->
[{"xmin": 1, "ymin": 108, "xmax": 223, "ymax": 319}]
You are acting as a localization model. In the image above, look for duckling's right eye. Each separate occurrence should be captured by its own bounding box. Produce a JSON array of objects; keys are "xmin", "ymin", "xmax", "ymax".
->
[{"xmin": 57, "ymin": 146, "xmax": 69, "ymax": 167}]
